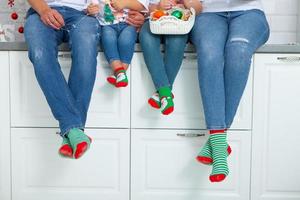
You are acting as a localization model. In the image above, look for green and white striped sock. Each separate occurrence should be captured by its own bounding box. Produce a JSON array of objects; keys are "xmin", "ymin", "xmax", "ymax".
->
[
  {"xmin": 209, "ymin": 131, "xmax": 229, "ymax": 182},
  {"xmin": 196, "ymin": 139, "xmax": 232, "ymax": 165}
]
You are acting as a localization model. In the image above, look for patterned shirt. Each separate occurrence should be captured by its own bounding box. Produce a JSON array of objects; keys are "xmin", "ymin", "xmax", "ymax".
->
[{"xmin": 94, "ymin": 0, "xmax": 149, "ymax": 25}]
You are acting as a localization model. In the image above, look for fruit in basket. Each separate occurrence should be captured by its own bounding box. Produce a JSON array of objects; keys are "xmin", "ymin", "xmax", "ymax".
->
[
  {"xmin": 171, "ymin": 10, "xmax": 183, "ymax": 19},
  {"xmin": 152, "ymin": 10, "xmax": 167, "ymax": 20},
  {"xmin": 182, "ymin": 9, "xmax": 192, "ymax": 21}
]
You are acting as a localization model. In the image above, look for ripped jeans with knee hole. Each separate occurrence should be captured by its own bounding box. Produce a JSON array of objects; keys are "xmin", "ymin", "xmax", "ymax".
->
[
  {"xmin": 24, "ymin": 7, "xmax": 101, "ymax": 136},
  {"xmin": 190, "ymin": 9, "xmax": 270, "ymax": 130}
]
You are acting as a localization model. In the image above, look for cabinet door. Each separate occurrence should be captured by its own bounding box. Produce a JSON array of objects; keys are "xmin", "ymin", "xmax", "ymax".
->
[
  {"xmin": 131, "ymin": 129, "xmax": 251, "ymax": 200},
  {"xmin": 11, "ymin": 128, "xmax": 130, "ymax": 200},
  {"xmin": 10, "ymin": 51, "xmax": 130, "ymax": 128},
  {"xmin": 0, "ymin": 52, "xmax": 11, "ymax": 200},
  {"xmin": 131, "ymin": 53, "xmax": 252, "ymax": 129},
  {"xmin": 251, "ymin": 54, "xmax": 300, "ymax": 200}
]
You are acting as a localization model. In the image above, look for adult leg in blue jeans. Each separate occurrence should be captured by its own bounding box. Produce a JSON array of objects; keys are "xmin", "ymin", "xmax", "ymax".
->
[
  {"xmin": 191, "ymin": 9, "xmax": 269, "ymax": 182},
  {"xmin": 25, "ymin": 7, "xmax": 100, "ymax": 158}
]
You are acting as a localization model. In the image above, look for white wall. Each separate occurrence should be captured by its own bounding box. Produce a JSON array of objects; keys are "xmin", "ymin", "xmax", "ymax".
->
[
  {"xmin": 0, "ymin": 0, "xmax": 299, "ymax": 44},
  {"xmin": 262, "ymin": 0, "xmax": 299, "ymax": 44}
]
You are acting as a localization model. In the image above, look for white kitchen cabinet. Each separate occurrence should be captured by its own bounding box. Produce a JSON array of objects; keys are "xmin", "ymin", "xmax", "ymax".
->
[
  {"xmin": 0, "ymin": 52, "xmax": 11, "ymax": 200},
  {"xmin": 131, "ymin": 53, "xmax": 253, "ymax": 130},
  {"xmin": 131, "ymin": 129, "xmax": 251, "ymax": 200},
  {"xmin": 251, "ymin": 54, "xmax": 300, "ymax": 200},
  {"xmin": 11, "ymin": 128, "xmax": 130, "ymax": 200},
  {"xmin": 9, "ymin": 51, "xmax": 130, "ymax": 128}
]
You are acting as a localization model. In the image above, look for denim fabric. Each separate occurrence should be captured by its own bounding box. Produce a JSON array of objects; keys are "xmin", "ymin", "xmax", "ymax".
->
[
  {"xmin": 101, "ymin": 22, "xmax": 137, "ymax": 64},
  {"xmin": 139, "ymin": 20, "xmax": 188, "ymax": 90},
  {"xmin": 190, "ymin": 9, "xmax": 269, "ymax": 129},
  {"xmin": 24, "ymin": 7, "xmax": 101, "ymax": 136}
]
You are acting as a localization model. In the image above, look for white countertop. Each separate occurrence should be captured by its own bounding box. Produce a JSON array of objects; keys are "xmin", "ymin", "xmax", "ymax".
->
[{"xmin": 1, "ymin": 42, "xmax": 300, "ymax": 53}]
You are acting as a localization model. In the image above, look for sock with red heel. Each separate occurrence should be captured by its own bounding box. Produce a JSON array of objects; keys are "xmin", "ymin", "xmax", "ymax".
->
[
  {"xmin": 66, "ymin": 128, "xmax": 91, "ymax": 159},
  {"xmin": 59, "ymin": 136, "xmax": 92, "ymax": 158},
  {"xmin": 107, "ymin": 67, "xmax": 128, "ymax": 87},
  {"xmin": 59, "ymin": 137, "xmax": 73, "ymax": 158},
  {"xmin": 158, "ymin": 86, "xmax": 174, "ymax": 115},
  {"xmin": 115, "ymin": 67, "xmax": 128, "ymax": 87},
  {"xmin": 148, "ymin": 92, "xmax": 175, "ymax": 109},
  {"xmin": 196, "ymin": 134, "xmax": 232, "ymax": 165},
  {"xmin": 209, "ymin": 129, "xmax": 229, "ymax": 182}
]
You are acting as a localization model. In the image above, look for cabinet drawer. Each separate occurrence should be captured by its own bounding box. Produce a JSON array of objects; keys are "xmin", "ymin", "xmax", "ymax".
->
[
  {"xmin": 131, "ymin": 129, "xmax": 251, "ymax": 200},
  {"xmin": 131, "ymin": 53, "xmax": 253, "ymax": 129},
  {"xmin": 251, "ymin": 54, "xmax": 300, "ymax": 200},
  {"xmin": 10, "ymin": 51, "xmax": 130, "ymax": 128},
  {"xmin": 11, "ymin": 128, "xmax": 130, "ymax": 200}
]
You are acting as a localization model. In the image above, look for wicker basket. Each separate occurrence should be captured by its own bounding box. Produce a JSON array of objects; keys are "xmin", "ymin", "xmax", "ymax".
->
[{"xmin": 149, "ymin": 8, "xmax": 195, "ymax": 35}]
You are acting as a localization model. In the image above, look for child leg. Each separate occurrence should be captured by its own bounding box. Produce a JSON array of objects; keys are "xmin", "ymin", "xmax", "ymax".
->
[
  {"xmin": 139, "ymin": 21, "xmax": 174, "ymax": 114},
  {"xmin": 101, "ymin": 25, "xmax": 127, "ymax": 87},
  {"xmin": 114, "ymin": 24, "xmax": 138, "ymax": 87}
]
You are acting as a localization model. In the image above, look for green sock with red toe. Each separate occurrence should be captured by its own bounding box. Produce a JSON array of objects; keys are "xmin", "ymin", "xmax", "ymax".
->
[
  {"xmin": 148, "ymin": 92, "xmax": 175, "ymax": 110},
  {"xmin": 115, "ymin": 67, "xmax": 128, "ymax": 88},
  {"xmin": 209, "ymin": 129, "xmax": 229, "ymax": 182},
  {"xmin": 158, "ymin": 87, "xmax": 174, "ymax": 115},
  {"xmin": 196, "ymin": 140, "xmax": 232, "ymax": 165},
  {"xmin": 59, "ymin": 137, "xmax": 73, "ymax": 158},
  {"xmin": 66, "ymin": 128, "xmax": 91, "ymax": 159},
  {"xmin": 59, "ymin": 135, "xmax": 92, "ymax": 158}
]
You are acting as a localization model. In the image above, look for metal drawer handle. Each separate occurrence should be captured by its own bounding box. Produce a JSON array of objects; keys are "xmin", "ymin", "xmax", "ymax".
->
[
  {"xmin": 277, "ymin": 56, "xmax": 300, "ymax": 62},
  {"xmin": 177, "ymin": 133, "xmax": 205, "ymax": 137}
]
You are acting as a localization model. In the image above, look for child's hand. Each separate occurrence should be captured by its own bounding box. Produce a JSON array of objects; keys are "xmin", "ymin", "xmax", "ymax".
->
[
  {"xmin": 111, "ymin": 0, "xmax": 127, "ymax": 11},
  {"xmin": 159, "ymin": 0, "xmax": 177, "ymax": 10},
  {"xmin": 87, "ymin": 3, "xmax": 100, "ymax": 15}
]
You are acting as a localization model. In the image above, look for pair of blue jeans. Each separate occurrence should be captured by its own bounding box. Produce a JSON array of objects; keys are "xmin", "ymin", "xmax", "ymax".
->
[
  {"xmin": 139, "ymin": 20, "xmax": 188, "ymax": 90},
  {"xmin": 190, "ymin": 9, "xmax": 270, "ymax": 130},
  {"xmin": 101, "ymin": 22, "xmax": 137, "ymax": 64},
  {"xmin": 24, "ymin": 7, "xmax": 101, "ymax": 136}
]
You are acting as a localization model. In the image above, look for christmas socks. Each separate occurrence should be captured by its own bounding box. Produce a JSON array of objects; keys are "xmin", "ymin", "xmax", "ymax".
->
[
  {"xmin": 208, "ymin": 129, "xmax": 229, "ymax": 182},
  {"xmin": 59, "ymin": 135, "xmax": 92, "ymax": 158},
  {"xmin": 65, "ymin": 128, "xmax": 91, "ymax": 159},
  {"xmin": 158, "ymin": 87, "xmax": 174, "ymax": 115},
  {"xmin": 59, "ymin": 137, "xmax": 73, "ymax": 158},
  {"xmin": 148, "ymin": 92, "xmax": 161, "ymax": 109},
  {"xmin": 196, "ymin": 140, "xmax": 232, "ymax": 165},
  {"xmin": 107, "ymin": 67, "xmax": 128, "ymax": 88},
  {"xmin": 148, "ymin": 92, "xmax": 174, "ymax": 110}
]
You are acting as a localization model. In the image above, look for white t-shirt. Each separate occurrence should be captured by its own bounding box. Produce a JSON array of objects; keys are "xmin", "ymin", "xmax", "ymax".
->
[
  {"xmin": 45, "ymin": 0, "xmax": 88, "ymax": 11},
  {"xmin": 95, "ymin": 0, "xmax": 149, "ymax": 25},
  {"xmin": 201, "ymin": 0, "xmax": 263, "ymax": 12}
]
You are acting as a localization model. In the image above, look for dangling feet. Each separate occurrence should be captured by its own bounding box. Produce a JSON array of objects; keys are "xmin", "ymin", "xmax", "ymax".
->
[
  {"xmin": 58, "ymin": 135, "xmax": 92, "ymax": 158},
  {"xmin": 158, "ymin": 87, "xmax": 174, "ymax": 115},
  {"xmin": 196, "ymin": 140, "xmax": 232, "ymax": 165},
  {"xmin": 107, "ymin": 67, "xmax": 128, "ymax": 88},
  {"xmin": 58, "ymin": 137, "xmax": 73, "ymax": 158},
  {"xmin": 209, "ymin": 129, "xmax": 229, "ymax": 182},
  {"xmin": 148, "ymin": 92, "xmax": 175, "ymax": 110},
  {"xmin": 148, "ymin": 92, "xmax": 161, "ymax": 109},
  {"xmin": 65, "ymin": 128, "xmax": 91, "ymax": 159}
]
